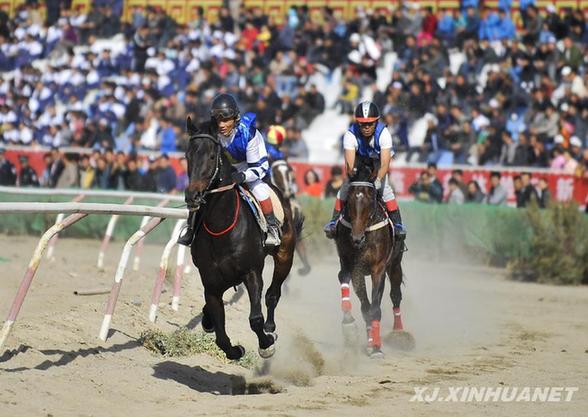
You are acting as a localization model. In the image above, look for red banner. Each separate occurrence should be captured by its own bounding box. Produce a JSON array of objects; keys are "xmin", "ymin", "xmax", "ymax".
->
[{"xmin": 3, "ymin": 149, "xmax": 587, "ymax": 208}]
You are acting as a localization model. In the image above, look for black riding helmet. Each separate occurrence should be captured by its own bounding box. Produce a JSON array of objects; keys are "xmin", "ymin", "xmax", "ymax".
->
[
  {"xmin": 354, "ymin": 101, "xmax": 380, "ymax": 123},
  {"xmin": 210, "ymin": 93, "xmax": 240, "ymax": 121}
]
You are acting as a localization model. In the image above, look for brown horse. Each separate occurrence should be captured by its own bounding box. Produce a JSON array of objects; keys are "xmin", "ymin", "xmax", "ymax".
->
[
  {"xmin": 271, "ymin": 160, "xmax": 311, "ymax": 275},
  {"xmin": 334, "ymin": 163, "xmax": 412, "ymax": 357}
]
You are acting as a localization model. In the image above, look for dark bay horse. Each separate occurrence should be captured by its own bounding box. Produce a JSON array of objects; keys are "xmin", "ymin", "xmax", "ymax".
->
[
  {"xmin": 334, "ymin": 162, "xmax": 411, "ymax": 357},
  {"xmin": 185, "ymin": 126, "xmax": 300, "ymax": 360},
  {"xmin": 270, "ymin": 160, "xmax": 311, "ymax": 275}
]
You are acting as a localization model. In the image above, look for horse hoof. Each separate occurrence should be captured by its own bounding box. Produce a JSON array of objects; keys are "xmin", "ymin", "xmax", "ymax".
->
[
  {"xmin": 297, "ymin": 265, "xmax": 311, "ymax": 276},
  {"xmin": 227, "ymin": 345, "xmax": 246, "ymax": 360},
  {"xmin": 369, "ymin": 348, "xmax": 385, "ymax": 359},
  {"xmin": 383, "ymin": 330, "xmax": 416, "ymax": 352},
  {"xmin": 258, "ymin": 343, "xmax": 275, "ymax": 359},
  {"xmin": 342, "ymin": 321, "xmax": 358, "ymax": 347}
]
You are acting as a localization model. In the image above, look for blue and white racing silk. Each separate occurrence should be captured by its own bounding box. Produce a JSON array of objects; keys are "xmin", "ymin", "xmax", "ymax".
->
[
  {"xmin": 266, "ymin": 142, "xmax": 285, "ymax": 162},
  {"xmin": 343, "ymin": 121, "xmax": 394, "ymax": 159},
  {"xmin": 218, "ymin": 112, "xmax": 270, "ymax": 183}
]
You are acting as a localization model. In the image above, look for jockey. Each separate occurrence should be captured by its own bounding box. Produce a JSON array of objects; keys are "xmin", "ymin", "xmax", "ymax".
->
[
  {"xmin": 323, "ymin": 101, "xmax": 406, "ymax": 242},
  {"xmin": 265, "ymin": 125, "xmax": 287, "ymax": 162},
  {"xmin": 177, "ymin": 93, "xmax": 281, "ymax": 247}
]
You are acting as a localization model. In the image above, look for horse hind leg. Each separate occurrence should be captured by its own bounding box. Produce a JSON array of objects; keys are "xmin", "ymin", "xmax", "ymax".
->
[
  {"xmin": 243, "ymin": 270, "xmax": 277, "ymax": 358},
  {"xmin": 205, "ymin": 291, "xmax": 245, "ymax": 360},
  {"xmin": 386, "ymin": 260, "xmax": 416, "ymax": 351}
]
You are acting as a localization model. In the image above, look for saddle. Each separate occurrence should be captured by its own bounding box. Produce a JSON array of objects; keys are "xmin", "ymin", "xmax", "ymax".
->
[{"xmin": 238, "ymin": 186, "xmax": 284, "ymax": 233}]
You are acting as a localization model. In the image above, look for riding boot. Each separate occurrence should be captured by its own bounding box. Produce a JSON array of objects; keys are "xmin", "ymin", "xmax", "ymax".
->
[
  {"xmin": 323, "ymin": 208, "xmax": 341, "ymax": 240},
  {"xmin": 387, "ymin": 209, "xmax": 407, "ymax": 243},
  {"xmin": 264, "ymin": 212, "xmax": 281, "ymax": 247},
  {"xmin": 178, "ymin": 211, "xmax": 197, "ymax": 246}
]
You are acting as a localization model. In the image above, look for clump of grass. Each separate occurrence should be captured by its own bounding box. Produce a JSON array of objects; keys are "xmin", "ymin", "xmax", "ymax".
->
[{"xmin": 140, "ymin": 327, "xmax": 259, "ymax": 369}]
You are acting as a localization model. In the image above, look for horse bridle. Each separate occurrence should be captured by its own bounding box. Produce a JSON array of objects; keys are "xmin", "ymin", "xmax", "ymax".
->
[
  {"xmin": 187, "ymin": 133, "xmax": 236, "ymax": 211},
  {"xmin": 348, "ymin": 181, "xmax": 378, "ymax": 223}
]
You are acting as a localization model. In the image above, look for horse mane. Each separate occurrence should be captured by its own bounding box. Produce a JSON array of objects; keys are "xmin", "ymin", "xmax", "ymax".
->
[{"xmin": 350, "ymin": 156, "xmax": 379, "ymax": 182}]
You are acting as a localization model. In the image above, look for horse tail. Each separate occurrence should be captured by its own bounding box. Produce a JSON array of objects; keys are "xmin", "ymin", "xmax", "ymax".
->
[{"xmin": 293, "ymin": 207, "xmax": 305, "ymax": 243}]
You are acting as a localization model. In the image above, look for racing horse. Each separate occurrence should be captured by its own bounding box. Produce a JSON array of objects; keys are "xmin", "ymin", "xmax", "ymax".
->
[
  {"xmin": 185, "ymin": 122, "xmax": 300, "ymax": 360},
  {"xmin": 333, "ymin": 159, "xmax": 412, "ymax": 357},
  {"xmin": 270, "ymin": 160, "xmax": 311, "ymax": 275}
]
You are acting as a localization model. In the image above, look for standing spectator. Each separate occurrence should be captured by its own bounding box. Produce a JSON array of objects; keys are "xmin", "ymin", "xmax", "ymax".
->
[
  {"xmin": 156, "ymin": 154, "xmax": 176, "ymax": 193},
  {"xmin": 125, "ymin": 158, "xmax": 144, "ymax": 191},
  {"xmin": 409, "ymin": 171, "xmax": 435, "ymax": 203},
  {"xmin": 519, "ymin": 172, "xmax": 539, "ymax": 207},
  {"xmin": 537, "ymin": 177, "xmax": 551, "ymax": 208},
  {"xmin": 451, "ymin": 169, "xmax": 468, "ymax": 196},
  {"xmin": 446, "ymin": 178, "xmax": 465, "ymax": 204},
  {"xmin": 426, "ymin": 162, "xmax": 444, "ymax": 203},
  {"xmin": 56, "ymin": 153, "xmax": 80, "ymax": 188},
  {"xmin": 0, "ymin": 147, "xmax": 17, "ymax": 186},
  {"xmin": 324, "ymin": 166, "xmax": 344, "ymax": 198},
  {"xmin": 79, "ymin": 155, "xmax": 95, "ymax": 189},
  {"xmin": 562, "ymin": 149, "xmax": 579, "ymax": 175},
  {"xmin": 158, "ymin": 117, "xmax": 177, "ymax": 153},
  {"xmin": 485, "ymin": 171, "xmax": 507, "ymax": 205},
  {"xmin": 303, "ymin": 169, "xmax": 322, "ymax": 197},
  {"xmin": 175, "ymin": 157, "xmax": 188, "ymax": 192},
  {"xmin": 142, "ymin": 156, "xmax": 158, "ymax": 192},
  {"xmin": 513, "ymin": 175, "xmax": 525, "ymax": 208},
  {"xmin": 48, "ymin": 148, "xmax": 65, "ymax": 188},
  {"xmin": 94, "ymin": 157, "xmax": 110, "ymax": 189},
  {"xmin": 17, "ymin": 155, "xmax": 39, "ymax": 187},
  {"xmin": 465, "ymin": 180, "xmax": 486, "ymax": 203}
]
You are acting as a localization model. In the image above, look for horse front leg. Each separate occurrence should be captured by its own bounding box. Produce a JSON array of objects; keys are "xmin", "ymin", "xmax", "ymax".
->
[
  {"xmin": 244, "ymin": 270, "xmax": 277, "ymax": 359},
  {"xmin": 264, "ymin": 232, "xmax": 295, "ymax": 334},
  {"xmin": 367, "ymin": 266, "xmax": 387, "ymax": 357},
  {"xmin": 204, "ymin": 290, "xmax": 245, "ymax": 360}
]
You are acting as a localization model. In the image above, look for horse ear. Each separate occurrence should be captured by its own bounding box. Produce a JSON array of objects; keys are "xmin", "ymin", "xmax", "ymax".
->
[{"xmin": 186, "ymin": 116, "xmax": 197, "ymax": 135}]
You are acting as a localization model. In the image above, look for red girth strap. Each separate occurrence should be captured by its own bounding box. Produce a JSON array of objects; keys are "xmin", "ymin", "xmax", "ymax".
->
[{"xmin": 203, "ymin": 189, "xmax": 240, "ymax": 237}]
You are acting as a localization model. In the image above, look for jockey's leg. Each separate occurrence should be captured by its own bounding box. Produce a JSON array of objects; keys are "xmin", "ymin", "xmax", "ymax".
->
[
  {"xmin": 382, "ymin": 175, "xmax": 406, "ymax": 243},
  {"xmin": 324, "ymin": 180, "xmax": 349, "ymax": 239},
  {"xmin": 250, "ymin": 180, "xmax": 281, "ymax": 246}
]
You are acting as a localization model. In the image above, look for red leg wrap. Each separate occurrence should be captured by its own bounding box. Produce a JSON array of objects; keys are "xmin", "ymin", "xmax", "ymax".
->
[
  {"xmin": 386, "ymin": 199, "xmax": 398, "ymax": 211},
  {"xmin": 370, "ymin": 320, "xmax": 381, "ymax": 348},
  {"xmin": 341, "ymin": 284, "xmax": 351, "ymax": 312},
  {"xmin": 393, "ymin": 307, "xmax": 404, "ymax": 331}
]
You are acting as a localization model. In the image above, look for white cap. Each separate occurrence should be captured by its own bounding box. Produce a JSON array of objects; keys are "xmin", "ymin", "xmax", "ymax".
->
[
  {"xmin": 489, "ymin": 98, "xmax": 500, "ymax": 109},
  {"xmin": 561, "ymin": 66, "xmax": 572, "ymax": 76},
  {"xmin": 554, "ymin": 134, "xmax": 564, "ymax": 144},
  {"xmin": 546, "ymin": 4, "xmax": 556, "ymax": 13},
  {"xmin": 350, "ymin": 33, "xmax": 361, "ymax": 43},
  {"xmin": 561, "ymin": 102, "xmax": 569, "ymax": 112},
  {"xmin": 570, "ymin": 136, "xmax": 582, "ymax": 147},
  {"xmin": 392, "ymin": 81, "xmax": 402, "ymax": 89}
]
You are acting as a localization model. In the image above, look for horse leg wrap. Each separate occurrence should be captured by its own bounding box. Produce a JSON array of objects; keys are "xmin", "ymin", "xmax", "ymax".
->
[
  {"xmin": 340, "ymin": 283, "xmax": 351, "ymax": 312},
  {"xmin": 370, "ymin": 320, "xmax": 381, "ymax": 348},
  {"xmin": 393, "ymin": 307, "xmax": 404, "ymax": 331}
]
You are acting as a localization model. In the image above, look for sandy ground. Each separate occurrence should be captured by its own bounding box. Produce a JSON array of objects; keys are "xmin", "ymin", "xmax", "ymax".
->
[{"xmin": 0, "ymin": 233, "xmax": 587, "ymax": 417}]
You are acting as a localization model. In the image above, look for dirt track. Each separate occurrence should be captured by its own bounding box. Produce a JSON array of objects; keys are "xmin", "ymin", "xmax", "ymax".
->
[{"xmin": 0, "ymin": 234, "xmax": 587, "ymax": 417}]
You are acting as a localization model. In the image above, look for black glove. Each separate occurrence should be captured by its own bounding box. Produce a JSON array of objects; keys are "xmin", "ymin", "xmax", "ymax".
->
[{"xmin": 231, "ymin": 171, "xmax": 246, "ymax": 185}]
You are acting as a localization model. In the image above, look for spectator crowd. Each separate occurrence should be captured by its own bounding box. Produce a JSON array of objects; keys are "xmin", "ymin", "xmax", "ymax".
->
[{"xmin": 0, "ymin": 0, "xmax": 587, "ymax": 197}]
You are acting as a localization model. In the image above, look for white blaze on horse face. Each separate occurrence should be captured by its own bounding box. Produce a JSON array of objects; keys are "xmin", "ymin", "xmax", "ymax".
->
[{"xmin": 277, "ymin": 165, "xmax": 291, "ymax": 196}]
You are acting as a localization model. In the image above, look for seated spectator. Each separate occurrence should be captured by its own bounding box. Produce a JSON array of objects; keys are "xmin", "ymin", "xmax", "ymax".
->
[
  {"xmin": 513, "ymin": 175, "xmax": 525, "ymax": 208},
  {"xmin": 562, "ymin": 149, "xmax": 579, "ymax": 175},
  {"xmin": 446, "ymin": 178, "xmax": 465, "ymax": 204},
  {"xmin": 303, "ymin": 169, "xmax": 323, "ymax": 198},
  {"xmin": 176, "ymin": 157, "xmax": 188, "ymax": 192},
  {"xmin": 324, "ymin": 166, "xmax": 344, "ymax": 198},
  {"xmin": 485, "ymin": 171, "xmax": 507, "ymax": 205},
  {"xmin": 142, "ymin": 156, "xmax": 158, "ymax": 192},
  {"xmin": 465, "ymin": 180, "xmax": 485, "ymax": 203}
]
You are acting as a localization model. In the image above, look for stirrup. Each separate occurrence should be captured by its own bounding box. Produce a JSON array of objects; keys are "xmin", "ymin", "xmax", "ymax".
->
[
  {"xmin": 265, "ymin": 227, "xmax": 281, "ymax": 247},
  {"xmin": 324, "ymin": 221, "xmax": 337, "ymax": 239},
  {"xmin": 177, "ymin": 226, "xmax": 194, "ymax": 246}
]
